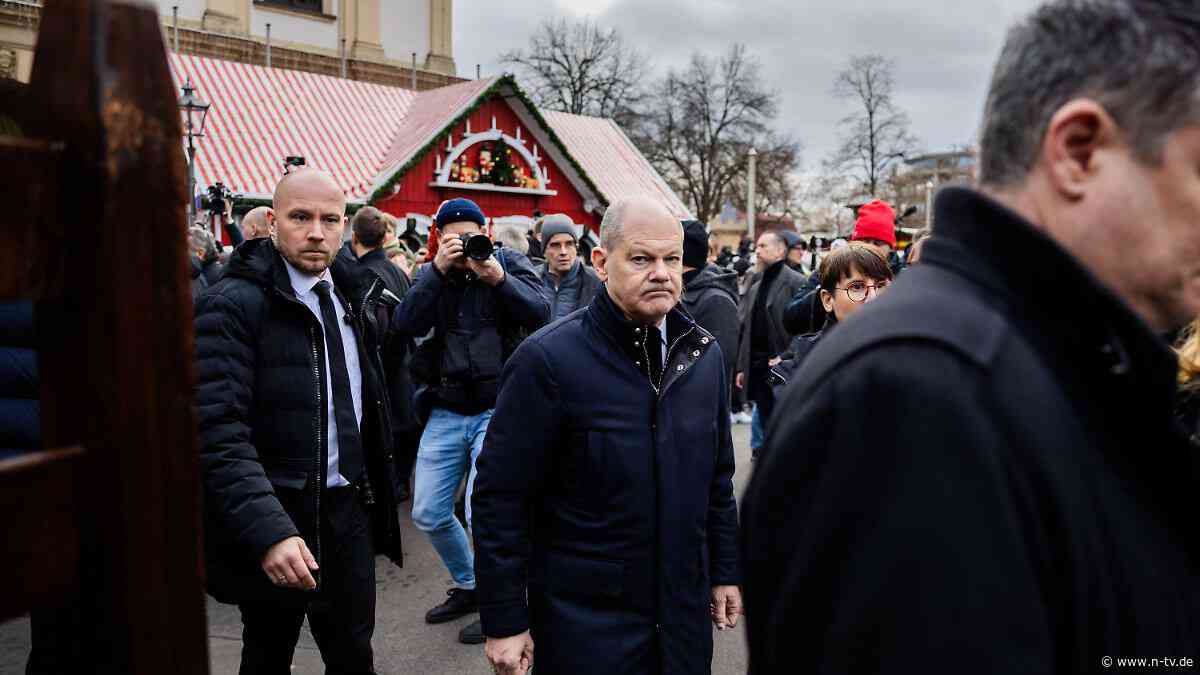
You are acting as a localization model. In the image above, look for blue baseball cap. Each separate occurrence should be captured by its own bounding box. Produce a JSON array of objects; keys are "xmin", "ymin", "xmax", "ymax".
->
[{"xmin": 435, "ymin": 198, "xmax": 486, "ymax": 229}]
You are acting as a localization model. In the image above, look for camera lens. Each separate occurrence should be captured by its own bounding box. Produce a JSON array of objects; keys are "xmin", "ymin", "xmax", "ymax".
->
[{"xmin": 464, "ymin": 234, "xmax": 494, "ymax": 262}]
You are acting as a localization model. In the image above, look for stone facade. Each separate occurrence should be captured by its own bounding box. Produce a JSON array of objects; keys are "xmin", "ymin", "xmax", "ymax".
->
[{"xmin": 0, "ymin": 0, "xmax": 462, "ymax": 90}]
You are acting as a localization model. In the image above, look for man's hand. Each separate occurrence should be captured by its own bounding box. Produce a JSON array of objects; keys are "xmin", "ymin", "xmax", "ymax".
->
[
  {"xmin": 735, "ymin": 371, "xmax": 745, "ymax": 390},
  {"xmin": 261, "ymin": 536, "xmax": 318, "ymax": 590},
  {"xmin": 434, "ymin": 233, "xmax": 465, "ymax": 274},
  {"xmin": 468, "ymin": 255, "xmax": 506, "ymax": 286},
  {"xmin": 485, "ymin": 631, "xmax": 534, "ymax": 675},
  {"xmin": 710, "ymin": 585, "xmax": 743, "ymax": 630},
  {"xmin": 768, "ymin": 356, "xmax": 782, "ymax": 367}
]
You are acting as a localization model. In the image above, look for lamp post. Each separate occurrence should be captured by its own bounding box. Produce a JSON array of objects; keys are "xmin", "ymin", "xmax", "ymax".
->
[
  {"xmin": 178, "ymin": 77, "xmax": 211, "ymax": 224},
  {"xmin": 925, "ymin": 180, "xmax": 935, "ymax": 229},
  {"xmin": 747, "ymin": 147, "xmax": 758, "ymax": 241}
]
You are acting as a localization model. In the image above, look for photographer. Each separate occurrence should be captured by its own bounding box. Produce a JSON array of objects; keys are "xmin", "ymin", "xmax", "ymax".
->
[{"xmin": 390, "ymin": 198, "xmax": 549, "ymax": 646}]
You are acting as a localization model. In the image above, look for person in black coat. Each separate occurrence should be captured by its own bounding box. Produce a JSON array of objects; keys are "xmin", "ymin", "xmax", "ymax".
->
[
  {"xmin": 474, "ymin": 197, "xmax": 741, "ymax": 675},
  {"xmin": 680, "ymin": 220, "xmax": 739, "ymax": 392},
  {"xmin": 767, "ymin": 243, "xmax": 893, "ymax": 395},
  {"xmin": 735, "ymin": 231, "xmax": 807, "ymax": 428},
  {"xmin": 195, "ymin": 170, "xmax": 403, "ymax": 674},
  {"xmin": 336, "ymin": 207, "xmax": 420, "ymax": 501},
  {"xmin": 742, "ymin": 4, "xmax": 1200, "ymax": 665}
]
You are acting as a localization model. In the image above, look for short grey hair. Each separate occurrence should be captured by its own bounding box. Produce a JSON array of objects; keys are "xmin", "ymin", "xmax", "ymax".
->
[
  {"xmin": 599, "ymin": 198, "xmax": 681, "ymax": 251},
  {"xmin": 979, "ymin": 0, "xmax": 1200, "ymax": 188}
]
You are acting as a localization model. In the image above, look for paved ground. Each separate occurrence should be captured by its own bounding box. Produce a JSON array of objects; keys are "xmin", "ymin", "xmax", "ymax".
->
[{"xmin": 0, "ymin": 424, "xmax": 755, "ymax": 675}]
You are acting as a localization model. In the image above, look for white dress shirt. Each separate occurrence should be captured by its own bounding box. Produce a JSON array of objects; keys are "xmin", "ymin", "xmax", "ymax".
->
[{"xmin": 284, "ymin": 259, "xmax": 363, "ymax": 488}]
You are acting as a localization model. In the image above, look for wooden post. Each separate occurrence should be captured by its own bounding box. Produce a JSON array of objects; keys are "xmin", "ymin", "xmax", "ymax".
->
[{"xmin": 1, "ymin": 0, "xmax": 210, "ymax": 671}]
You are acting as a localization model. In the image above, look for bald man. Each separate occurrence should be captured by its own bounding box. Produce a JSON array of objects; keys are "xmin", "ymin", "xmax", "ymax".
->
[
  {"xmin": 473, "ymin": 197, "xmax": 741, "ymax": 675},
  {"xmin": 241, "ymin": 205, "xmax": 271, "ymax": 240},
  {"xmin": 195, "ymin": 169, "xmax": 403, "ymax": 675}
]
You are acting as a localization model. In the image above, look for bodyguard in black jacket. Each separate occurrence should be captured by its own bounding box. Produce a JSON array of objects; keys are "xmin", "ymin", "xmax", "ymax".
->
[
  {"xmin": 196, "ymin": 170, "xmax": 401, "ymax": 674},
  {"xmin": 474, "ymin": 197, "xmax": 740, "ymax": 675},
  {"xmin": 680, "ymin": 221, "xmax": 739, "ymax": 391},
  {"xmin": 745, "ymin": 5, "xmax": 1200, "ymax": 663}
]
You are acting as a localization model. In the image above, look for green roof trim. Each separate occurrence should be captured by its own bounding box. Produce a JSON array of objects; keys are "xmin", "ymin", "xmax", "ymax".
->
[{"xmin": 366, "ymin": 74, "xmax": 609, "ymax": 210}]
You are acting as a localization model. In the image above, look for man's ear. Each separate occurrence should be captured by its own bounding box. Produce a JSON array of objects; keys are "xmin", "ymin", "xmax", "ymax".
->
[
  {"xmin": 1042, "ymin": 98, "xmax": 1119, "ymax": 200},
  {"xmin": 591, "ymin": 247, "xmax": 609, "ymax": 282},
  {"xmin": 266, "ymin": 208, "xmax": 277, "ymax": 234},
  {"xmin": 820, "ymin": 289, "xmax": 835, "ymax": 315}
]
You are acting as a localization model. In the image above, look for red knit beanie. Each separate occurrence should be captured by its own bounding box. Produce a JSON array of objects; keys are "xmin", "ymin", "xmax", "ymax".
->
[{"xmin": 851, "ymin": 200, "xmax": 897, "ymax": 247}]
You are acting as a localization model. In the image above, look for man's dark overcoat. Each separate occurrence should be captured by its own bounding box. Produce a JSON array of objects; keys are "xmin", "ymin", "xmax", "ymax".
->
[{"xmin": 473, "ymin": 289, "xmax": 741, "ymax": 675}]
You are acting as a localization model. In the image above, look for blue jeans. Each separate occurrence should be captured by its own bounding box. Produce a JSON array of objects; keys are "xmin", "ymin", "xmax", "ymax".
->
[
  {"xmin": 411, "ymin": 407, "xmax": 492, "ymax": 590},
  {"xmin": 750, "ymin": 403, "xmax": 763, "ymax": 451}
]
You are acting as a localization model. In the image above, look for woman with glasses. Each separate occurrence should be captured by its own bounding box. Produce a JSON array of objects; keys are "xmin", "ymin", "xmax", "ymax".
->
[{"xmin": 769, "ymin": 243, "xmax": 894, "ymax": 394}]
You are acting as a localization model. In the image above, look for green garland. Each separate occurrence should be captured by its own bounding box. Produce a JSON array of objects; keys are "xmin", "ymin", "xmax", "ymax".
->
[{"xmin": 367, "ymin": 74, "xmax": 608, "ymax": 210}]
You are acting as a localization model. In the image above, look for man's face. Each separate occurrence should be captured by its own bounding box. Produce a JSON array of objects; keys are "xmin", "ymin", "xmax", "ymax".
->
[
  {"xmin": 787, "ymin": 247, "xmax": 806, "ymax": 266},
  {"xmin": 1076, "ymin": 125, "xmax": 1200, "ymax": 330},
  {"xmin": 593, "ymin": 212, "xmax": 683, "ymax": 325},
  {"xmin": 441, "ymin": 221, "xmax": 484, "ymax": 270},
  {"xmin": 820, "ymin": 267, "xmax": 890, "ymax": 322},
  {"xmin": 268, "ymin": 175, "xmax": 346, "ymax": 274},
  {"xmin": 754, "ymin": 233, "xmax": 787, "ymax": 270},
  {"xmin": 545, "ymin": 233, "xmax": 578, "ymax": 275},
  {"xmin": 384, "ymin": 223, "xmax": 397, "ymax": 247}
]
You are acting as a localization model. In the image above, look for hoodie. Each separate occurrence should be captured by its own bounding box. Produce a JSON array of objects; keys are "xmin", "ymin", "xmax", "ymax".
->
[{"xmin": 681, "ymin": 263, "xmax": 740, "ymax": 385}]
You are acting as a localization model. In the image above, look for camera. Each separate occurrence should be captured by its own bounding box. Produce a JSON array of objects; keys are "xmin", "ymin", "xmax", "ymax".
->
[
  {"xmin": 199, "ymin": 182, "xmax": 236, "ymax": 215},
  {"xmin": 462, "ymin": 233, "xmax": 494, "ymax": 262},
  {"xmin": 283, "ymin": 155, "xmax": 306, "ymax": 173}
]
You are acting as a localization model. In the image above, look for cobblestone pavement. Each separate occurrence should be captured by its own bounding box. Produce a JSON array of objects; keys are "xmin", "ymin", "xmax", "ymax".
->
[{"xmin": 0, "ymin": 425, "xmax": 755, "ymax": 675}]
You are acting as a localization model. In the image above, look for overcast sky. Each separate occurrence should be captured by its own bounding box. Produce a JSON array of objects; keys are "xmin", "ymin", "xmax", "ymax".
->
[{"xmin": 454, "ymin": 0, "xmax": 1045, "ymax": 170}]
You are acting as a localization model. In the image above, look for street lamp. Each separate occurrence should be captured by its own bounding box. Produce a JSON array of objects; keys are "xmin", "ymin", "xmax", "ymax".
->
[
  {"xmin": 746, "ymin": 148, "xmax": 758, "ymax": 241},
  {"xmin": 178, "ymin": 77, "xmax": 211, "ymax": 223}
]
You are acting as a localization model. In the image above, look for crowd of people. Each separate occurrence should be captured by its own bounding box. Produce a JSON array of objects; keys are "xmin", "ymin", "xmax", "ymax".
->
[{"xmin": 9, "ymin": 0, "xmax": 1200, "ymax": 673}]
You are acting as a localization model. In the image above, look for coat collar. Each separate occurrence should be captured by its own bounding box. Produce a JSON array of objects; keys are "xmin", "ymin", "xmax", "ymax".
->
[
  {"xmin": 924, "ymin": 186, "xmax": 1178, "ymax": 410},
  {"xmin": 588, "ymin": 286, "xmax": 718, "ymax": 396}
]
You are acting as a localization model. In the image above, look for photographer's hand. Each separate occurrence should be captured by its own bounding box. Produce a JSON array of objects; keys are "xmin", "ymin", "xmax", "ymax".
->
[
  {"xmin": 434, "ymin": 233, "xmax": 464, "ymax": 275},
  {"xmin": 467, "ymin": 256, "xmax": 506, "ymax": 286}
]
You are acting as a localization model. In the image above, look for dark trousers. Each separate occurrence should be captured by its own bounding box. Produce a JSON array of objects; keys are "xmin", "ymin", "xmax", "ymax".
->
[
  {"xmin": 749, "ymin": 366, "xmax": 776, "ymax": 423},
  {"xmin": 238, "ymin": 486, "xmax": 376, "ymax": 675}
]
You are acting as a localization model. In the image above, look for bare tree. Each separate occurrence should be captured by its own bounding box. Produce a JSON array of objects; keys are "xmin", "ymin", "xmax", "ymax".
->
[
  {"xmin": 634, "ymin": 44, "xmax": 800, "ymax": 224},
  {"xmin": 826, "ymin": 55, "xmax": 919, "ymax": 197},
  {"xmin": 501, "ymin": 17, "xmax": 649, "ymax": 127}
]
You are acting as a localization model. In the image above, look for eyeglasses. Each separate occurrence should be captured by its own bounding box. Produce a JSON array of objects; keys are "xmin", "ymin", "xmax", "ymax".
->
[{"xmin": 835, "ymin": 280, "xmax": 890, "ymax": 303}]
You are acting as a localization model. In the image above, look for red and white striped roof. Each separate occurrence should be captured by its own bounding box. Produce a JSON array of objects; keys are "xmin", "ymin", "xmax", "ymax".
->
[
  {"xmin": 543, "ymin": 110, "xmax": 690, "ymax": 219},
  {"xmin": 168, "ymin": 53, "xmax": 688, "ymax": 216}
]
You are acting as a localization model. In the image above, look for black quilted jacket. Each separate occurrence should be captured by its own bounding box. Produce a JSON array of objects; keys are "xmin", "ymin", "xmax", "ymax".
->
[{"xmin": 195, "ymin": 237, "xmax": 402, "ymax": 604}]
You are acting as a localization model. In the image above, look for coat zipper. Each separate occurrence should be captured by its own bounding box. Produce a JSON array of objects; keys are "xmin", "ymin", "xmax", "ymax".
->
[
  {"xmin": 310, "ymin": 323, "xmax": 324, "ymax": 583},
  {"xmin": 643, "ymin": 325, "xmax": 696, "ymax": 397}
]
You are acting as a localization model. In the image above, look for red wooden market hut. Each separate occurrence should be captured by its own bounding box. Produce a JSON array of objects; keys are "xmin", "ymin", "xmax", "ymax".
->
[{"xmin": 168, "ymin": 53, "xmax": 689, "ymax": 244}]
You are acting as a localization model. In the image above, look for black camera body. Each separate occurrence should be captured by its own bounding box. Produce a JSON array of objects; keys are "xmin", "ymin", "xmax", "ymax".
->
[
  {"xmin": 199, "ymin": 182, "xmax": 236, "ymax": 215},
  {"xmin": 462, "ymin": 233, "xmax": 494, "ymax": 262}
]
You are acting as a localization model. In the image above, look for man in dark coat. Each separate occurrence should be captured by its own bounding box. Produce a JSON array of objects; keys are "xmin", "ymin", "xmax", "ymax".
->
[
  {"xmin": 742, "ymin": 2, "xmax": 1200, "ymax": 670},
  {"xmin": 195, "ymin": 169, "xmax": 403, "ymax": 674},
  {"xmin": 474, "ymin": 196, "xmax": 741, "ymax": 675},
  {"xmin": 735, "ymin": 231, "xmax": 806, "ymax": 429},
  {"xmin": 680, "ymin": 220, "xmax": 739, "ymax": 392},
  {"xmin": 535, "ymin": 213, "xmax": 602, "ymax": 321},
  {"xmin": 391, "ymin": 198, "xmax": 549, "ymax": 645},
  {"xmin": 335, "ymin": 206, "xmax": 420, "ymax": 502}
]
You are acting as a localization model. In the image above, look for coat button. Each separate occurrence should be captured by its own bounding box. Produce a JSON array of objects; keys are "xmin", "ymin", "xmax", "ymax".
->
[
  {"xmin": 634, "ymin": 341, "xmax": 641, "ymax": 348},
  {"xmin": 635, "ymin": 361, "xmax": 641, "ymax": 367},
  {"xmin": 700, "ymin": 337, "xmax": 709, "ymax": 345},
  {"xmin": 676, "ymin": 364, "xmax": 685, "ymax": 372},
  {"xmin": 692, "ymin": 350, "xmax": 701, "ymax": 357}
]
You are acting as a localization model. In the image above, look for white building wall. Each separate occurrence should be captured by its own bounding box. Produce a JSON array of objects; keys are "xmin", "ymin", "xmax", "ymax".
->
[
  {"xmin": 249, "ymin": 0, "xmax": 340, "ymax": 52},
  {"xmin": 149, "ymin": 0, "xmax": 207, "ymax": 23},
  {"xmin": 380, "ymin": 0, "xmax": 430, "ymax": 63}
]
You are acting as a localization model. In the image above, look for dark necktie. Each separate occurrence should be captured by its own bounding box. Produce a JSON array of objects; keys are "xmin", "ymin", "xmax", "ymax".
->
[
  {"xmin": 313, "ymin": 281, "xmax": 363, "ymax": 483},
  {"xmin": 646, "ymin": 324, "xmax": 664, "ymax": 388}
]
